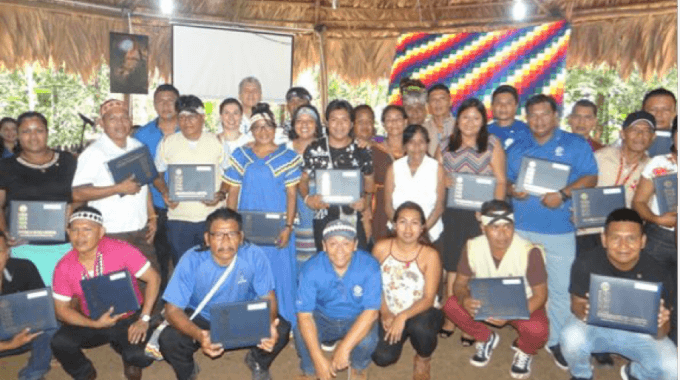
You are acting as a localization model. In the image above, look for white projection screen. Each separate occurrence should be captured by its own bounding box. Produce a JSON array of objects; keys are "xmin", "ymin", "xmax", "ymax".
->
[{"xmin": 172, "ymin": 25, "xmax": 293, "ymax": 102}]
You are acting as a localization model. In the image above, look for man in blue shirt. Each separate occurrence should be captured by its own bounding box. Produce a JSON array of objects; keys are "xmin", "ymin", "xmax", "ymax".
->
[
  {"xmin": 134, "ymin": 84, "xmax": 180, "ymax": 292},
  {"xmin": 506, "ymin": 94, "xmax": 598, "ymax": 371},
  {"xmin": 487, "ymin": 85, "xmax": 531, "ymax": 150},
  {"xmin": 295, "ymin": 220, "xmax": 381, "ymax": 380},
  {"xmin": 159, "ymin": 208, "xmax": 290, "ymax": 380}
]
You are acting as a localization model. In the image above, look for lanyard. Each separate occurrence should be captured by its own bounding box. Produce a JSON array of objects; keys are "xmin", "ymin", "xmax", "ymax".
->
[
  {"xmin": 81, "ymin": 252, "xmax": 104, "ymax": 280},
  {"xmin": 614, "ymin": 154, "xmax": 639, "ymax": 187}
]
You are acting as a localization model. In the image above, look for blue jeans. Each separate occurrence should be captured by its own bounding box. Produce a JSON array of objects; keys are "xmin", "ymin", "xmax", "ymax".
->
[
  {"xmin": 560, "ymin": 315, "xmax": 678, "ymax": 380},
  {"xmin": 166, "ymin": 220, "xmax": 205, "ymax": 265},
  {"xmin": 517, "ymin": 230, "xmax": 575, "ymax": 347},
  {"xmin": 0, "ymin": 328, "xmax": 56, "ymax": 380},
  {"xmin": 293, "ymin": 312, "xmax": 379, "ymax": 376}
]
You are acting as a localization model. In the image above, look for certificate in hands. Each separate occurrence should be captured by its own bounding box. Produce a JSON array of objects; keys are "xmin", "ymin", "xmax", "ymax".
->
[
  {"xmin": 446, "ymin": 173, "xmax": 496, "ymax": 211},
  {"xmin": 572, "ymin": 186, "xmax": 625, "ymax": 228},
  {"xmin": 315, "ymin": 169, "xmax": 363, "ymax": 205},
  {"xmin": 468, "ymin": 277, "xmax": 530, "ymax": 321},
  {"xmin": 0, "ymin": 288, "xmax": 59, "ymax": 340},
  {"xmin": 653, "ymin": 174, "xmax": 677, "ymax": 215},
  {"xmin": 241, "ymin": 211, "xmax": 286, "ymax": 246},
  {"xmin": 80, "ymin": 270, "xmax": 140, "ymax": 320},
  {"xmin": 515, "ymin": 157, "xmax": 571, "ymax": 196},
  {"xmin": 107, "ymin": 146, "xmax": 158, "ymax": 186},
  {"xmin": 168, "ymin": 164, "xmax": 216, "ymax": 202},
  {"xmin": 9, "ymin": 201, "xmax": 68, "ymax": 243},
  {"xmin": 210, "ymin": 300, "xmax": 271, "ymax": 350},
  {"xmin": 588, "ymin": 274, "xmax": 662, "ymax": 335}
]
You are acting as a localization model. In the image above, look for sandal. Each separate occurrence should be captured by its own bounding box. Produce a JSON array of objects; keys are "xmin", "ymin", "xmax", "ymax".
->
[
  {"xmin": 438, "ymin": 328, "xmax": 455, "ymax": 338},
  {"xmin": 460, "ymin": 336, "xmax": 475, "ymax": 347}
]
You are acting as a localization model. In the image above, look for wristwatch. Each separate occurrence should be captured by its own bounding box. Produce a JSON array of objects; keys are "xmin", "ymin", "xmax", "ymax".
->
[
  {"xmin": 140, "ymin": 314, "xmax": 151, "ymax": 323},
  {"xmin": 558, "ymin": 189, "xmax": 570, "ymax": 202}
]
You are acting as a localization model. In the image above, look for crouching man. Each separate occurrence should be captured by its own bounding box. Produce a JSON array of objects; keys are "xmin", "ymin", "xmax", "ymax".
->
[
  {"xmin": 158, "ymin": 208, "xmax": 290, "ymax": 380},
  {"xmin": 560, "ymin": 208, "xmax": 677, "ymax": 380},
  {"xmin": 51, "ymin": 206, "xmax": 160, "ymax": 380},
  {"xmin": 295, "ymin": 220, "xmax": 381, "ymax": 380}
]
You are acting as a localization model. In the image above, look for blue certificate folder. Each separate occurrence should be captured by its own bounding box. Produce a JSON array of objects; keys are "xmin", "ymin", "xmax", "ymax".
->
[
  {"xmin": 468, "ymin": 277, "xmax": 530, "ymax": 321},
  {"xmin": 0, "ymin": 288, "xmax": 58, "ymax": 340},
  {"xmin": 80, "ymin": 270, "xmax": 140, "ymax": 320},
  {"xmin": 168, "ymin": 164, "xmax": 216, "ymax": 202},
  {"xmin": 210, "ymin": 300, "xmax": 271, "ymax": 350},
  {"xmin": 107, "ymin": 146, "xmax": 158, "ymax": 186},
  {"xmin": 9, "ymin": 201, "xmax": 68, "ymax": 243},
  {"xmin": 315, "ymin": 169, "xmax": 363, "ymax": 205},
  {"xmin": 242, "ymin": 211, "xmax": 286, "ymax": 246},
  {"xmin": 515, "ymin": 157, "xmax": 571, "ymax": 196},
  {"xmin": 446, "ymin": 173, "xmax": 496, "ymax": 211},
  {"xmin": 653, "ymin": 174, "xmax": 677, "ymax": 215},
  {"xmin": 588, "ymin": 274, "xmax": 662, "ymax": 335},
  {"xmin": 572, "ymin": 186, "xmax": 626, "ymax": 228}
]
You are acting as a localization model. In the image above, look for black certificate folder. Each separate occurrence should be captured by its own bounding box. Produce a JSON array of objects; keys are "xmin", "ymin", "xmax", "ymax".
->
[
  {"xmin": 515, "ymin": 157, "xmax": 571, "ymax": 196},
  {"xmin": 468, "ymin": 277, "xmax": 530, "ymax": 321},
  {"xmin": 447, "ymin": 174, "xmax": 496, "ymax": 211},
  {"xmin": 9, "ymin": 201, "xmax": 67, "ymax": 243},
  {"xmin": 210, "ymin": 300, "xmax": 271, "ymax": 350},
  {"xmin": 0, "ymin": 288, "xmax": 58, "ymax": 341},
  {"xmin": 588, "ymin": 274, "xmax": 662, "ymax": 335},
  {"xmin": 107, "ymin": 146, "xmax": 158, "ymax": 186},
  {"xmin": 80, "ymin": 270, "xmax": 140, "ymax": 320},
  {"xmin": 315, "ymin": 169, "xmax": 363, "ymax": 205},
  {"xmin": 572, "ymin": 186, "xmax": 626, "ymax": 228},
  {"xmin": 168, "ymin": 164, "xmax": 215, "ymax": 202},
  {"xmin": 653, "ymin": 174, "xmax": 677, "ymax": 215},
  {"xmin": 242, "ymin": 211, "xmax": 286, "ymax": 246}
]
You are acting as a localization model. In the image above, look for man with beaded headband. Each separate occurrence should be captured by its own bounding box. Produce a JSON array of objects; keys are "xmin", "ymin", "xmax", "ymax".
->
[{"xmin": 51, "ymin": 206, "xmax": 160, "ymax": 380}]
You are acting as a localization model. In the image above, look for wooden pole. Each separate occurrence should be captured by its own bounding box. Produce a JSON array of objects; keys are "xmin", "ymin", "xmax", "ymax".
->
[{"xmin": 316, "ymin": 27, "xmax": 329, "ymax": 117}]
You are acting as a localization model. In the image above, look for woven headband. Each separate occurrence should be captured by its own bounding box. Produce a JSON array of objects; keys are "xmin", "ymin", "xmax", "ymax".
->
[
  {"xmin": 69, "ymin": 210, "xmax": 103, "ymax": 225},
  {"xmin": 296, "ymin": 107, "xmax": 320, "ymax": 123},
  {"xmin": 250, "ymin": 113, "xmax": 274, "ymax": 128},
  {"xmin": 481, "ymin": 210, "xmax": 514, "ymax": 226}
]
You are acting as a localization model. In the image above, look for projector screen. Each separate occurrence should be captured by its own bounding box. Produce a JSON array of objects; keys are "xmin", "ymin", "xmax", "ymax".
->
[{"xmin": 172, "ymin": 25, "xmax": 293, "ymax": 102}]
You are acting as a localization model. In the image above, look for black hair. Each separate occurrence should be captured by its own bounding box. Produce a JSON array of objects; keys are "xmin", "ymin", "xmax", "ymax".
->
[
  {"xmin": 448, "ymin": 98, "xmax": 489, "ymax": 153},
  {"xmin": 403, "ymin": 124, "xmax": 430, "ymax": 146},
  {"xmin": 427, "ymin": 83, "xmax": 450, "ymax": 98},
  {"xmin": 290, "ymin": 104, "xmax": 324, "ymax": 140},
  {"xmin": 0, "ymin": 117, "xmax": 20, "ymax": 156},
  {"xmin": 642, "ymin": 88, "xmax": 677, "ymax": 109},
  {"xmin": 17, "ymin": 111, "xmax": 48, "ymax": 132},
  {"xmin": 325, "ymin": 99, "xmax": 355, "ymax": 123},
  {"xmin": 219, "ymin": 97, "xmax": 243, "ymax": 115},
  {"xmin": 175, "ymin": 95, "xmax": 204, "ymax": 113},
  {"xmin": 199, "ymin": 208, "xmax": 244, "ymax": 251},
  {"xmin": 353, "ymin": 104, "xmax": 375, "ymax": 120},
  {"xmin": 154, "ymin": 84, "xmax": 180, "ymax": 99},
  {"xmin": 671, "ymin": 116, "xmax": 677, "ymax": 154},
  {"xmin": 525, "ymin": 94, "xmax": 559, "ymax": 115},
  {"xmin": 392, "ymin": 201, "xmax": 431, "ymax": 245},
  {"xmin": 381, "ymin": 105, "xmax": 408, "ymax": 123},
  {"xmin": 0, "ymin": 117, "xmax": 17, "ymax": 129},
  {"xmin": 480, "ymin": 200, "xmax": 513, "ymax": 216},
  {"xmin": 604, "ymin": 208, "xmax": 644, "ymax": 233},
  {"xmin": 251, "ymin": 103, "xmax": 277, "ymax": 129},
  {"xmin": 571, "ymin": 99, "xmax": 598, "ymax": 116},
  {"xmin": 492, "ymin": 85, "xmax": 519, "ymax": 104}
]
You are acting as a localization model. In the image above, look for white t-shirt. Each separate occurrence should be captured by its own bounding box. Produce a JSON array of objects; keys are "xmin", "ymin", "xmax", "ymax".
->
[
  {"xmin": 641, "ymin": 153, "xmax": 678, "ymax": 229},
  {"xmin": 72, "ymin": 134, "xmax": 149, "ymax": 233}
]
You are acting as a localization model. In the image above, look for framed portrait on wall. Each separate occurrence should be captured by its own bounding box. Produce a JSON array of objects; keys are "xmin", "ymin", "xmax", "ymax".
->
[{"xmin": 110, "ymin": 32, "xmax": 149, "ymax": 94}]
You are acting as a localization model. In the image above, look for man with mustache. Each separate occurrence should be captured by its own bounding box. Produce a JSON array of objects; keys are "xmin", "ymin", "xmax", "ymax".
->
[{"xmin": 158, "ymin": 208, "xmax": 289, "ymax": 380}]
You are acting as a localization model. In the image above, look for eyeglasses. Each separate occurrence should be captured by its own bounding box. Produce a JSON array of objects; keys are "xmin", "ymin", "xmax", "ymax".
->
[{"xmin": 208, "ymin": 231, "xmax": 242, "ymax": 240}]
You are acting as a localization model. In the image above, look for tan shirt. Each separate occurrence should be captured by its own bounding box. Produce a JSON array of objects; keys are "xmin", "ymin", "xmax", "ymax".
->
[
  {"xmin": 423, "ymin": 113, "xmax": 455, "ymax": 157},
  {"xmin": 595, "ymin": 146, "xmax": 649, "ymax": 207}
]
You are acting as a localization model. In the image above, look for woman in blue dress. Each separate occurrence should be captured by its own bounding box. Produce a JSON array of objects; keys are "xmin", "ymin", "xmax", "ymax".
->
[{"xmin": 226, "ymin": 103, "xmax": 302, "ymax": 327}]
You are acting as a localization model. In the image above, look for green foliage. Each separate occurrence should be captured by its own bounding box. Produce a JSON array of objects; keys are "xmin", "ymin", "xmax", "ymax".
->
[{"xmin": 564, "ymin": 65, "xmax": 678, "ymax": 144}]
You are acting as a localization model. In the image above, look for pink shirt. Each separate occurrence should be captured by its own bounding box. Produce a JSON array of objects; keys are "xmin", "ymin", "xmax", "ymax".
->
[{"xmin": 52, "ymin": 237, "xmax": 149, "ymax": 317}]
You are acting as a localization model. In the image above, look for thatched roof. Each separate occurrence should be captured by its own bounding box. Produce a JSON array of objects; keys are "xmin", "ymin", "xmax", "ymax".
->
[{"xmin": 0, "ymin": 0, "xmax": 676, "ymax": 84}]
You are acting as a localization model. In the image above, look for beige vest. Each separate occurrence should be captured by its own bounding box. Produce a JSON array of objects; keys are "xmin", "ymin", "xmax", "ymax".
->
[{"xmin": 467, "ymin": 234, "xmax": 544, "ymax": 299}]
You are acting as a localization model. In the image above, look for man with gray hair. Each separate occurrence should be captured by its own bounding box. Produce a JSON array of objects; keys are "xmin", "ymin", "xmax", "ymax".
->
[
  {"xmin": 294, "ymin": 219, "xmax": 381, "ymax": 380},
  {"xmin": 238, "ymin": 76, "xmax": 263, "ymax": 134}
]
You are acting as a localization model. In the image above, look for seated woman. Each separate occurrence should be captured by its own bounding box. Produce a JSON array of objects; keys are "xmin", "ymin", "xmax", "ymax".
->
[{"xmin": 371, "ymin": 201, "xmax": 444, "ymax": 380}]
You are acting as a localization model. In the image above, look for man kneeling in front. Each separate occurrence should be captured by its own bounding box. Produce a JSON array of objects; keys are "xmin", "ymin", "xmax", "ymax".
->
[
  {"xmin": 560, "ymin": 208, "xmax": 677, "ymax": 380},
  {"xmin": 159, "ymin": 208, "xmax": 290, "ymax": 380},
  {"xmin": 295, "ymin": 219, "xmax": 382, "ymax": 380}
]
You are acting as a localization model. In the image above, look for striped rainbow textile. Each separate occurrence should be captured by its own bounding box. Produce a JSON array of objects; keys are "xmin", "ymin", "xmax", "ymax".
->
[{"xmin": 387, "ymin": 20, "xmax": 571, "ymax": 116}]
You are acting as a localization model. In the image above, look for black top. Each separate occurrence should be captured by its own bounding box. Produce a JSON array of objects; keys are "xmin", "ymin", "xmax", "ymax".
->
[
  {"xmin": 1, "ymin": 258, "xmax": 45, "ymax": 295},
  {"xmin": 0, "ymin": 151, "xmax": 77, "ymax": 203},
  {"xmin": 303, "ymin": 137, "xmax": 373, "ymax": 176},
  {"xmin": 571, "ymin": 248, "xmax": 675, "ymax": 308}
]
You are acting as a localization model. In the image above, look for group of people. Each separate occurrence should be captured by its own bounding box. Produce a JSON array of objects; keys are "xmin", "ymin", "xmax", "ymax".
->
[{"xmin": 0, "ymin": 76, "xmax": 676, "ymax": 380}]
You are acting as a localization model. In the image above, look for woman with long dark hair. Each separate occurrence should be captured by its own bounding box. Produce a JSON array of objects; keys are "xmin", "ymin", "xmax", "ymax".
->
[
  {"xmin": 0, "ymin": 117, "xmax": 19, "ymax": 158},
  {"xmin": 439, "ymin": 98, "xmax": 507, "ymax": 339},
  {"xmin": 371, "ymin": 201, "xmax": 444, "ymax": 380}
]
